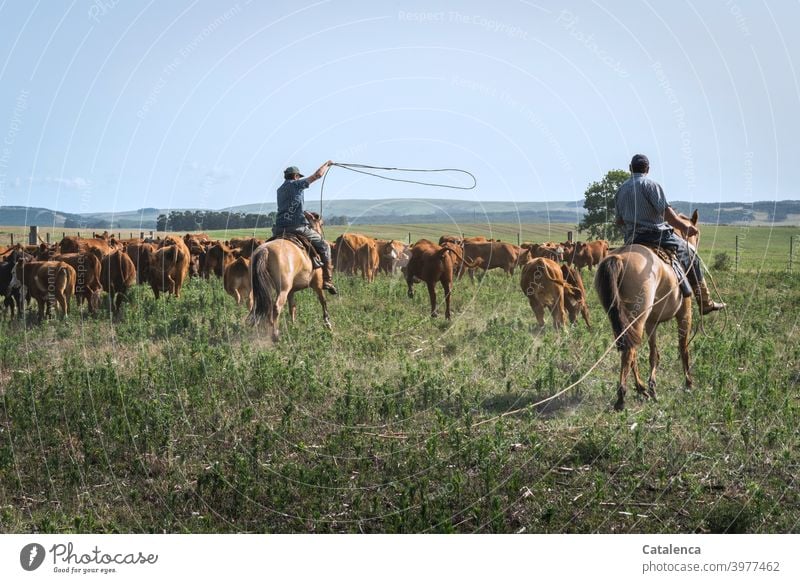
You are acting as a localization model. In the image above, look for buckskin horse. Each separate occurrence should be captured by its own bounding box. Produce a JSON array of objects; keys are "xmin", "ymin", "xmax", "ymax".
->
[
  {"xmin": 595, "ymin": 210, "xmax": 700, "ymax": 410},
  {"xmin": 248, "ymin": 211, "xmax": 331, "ymax": 341}
]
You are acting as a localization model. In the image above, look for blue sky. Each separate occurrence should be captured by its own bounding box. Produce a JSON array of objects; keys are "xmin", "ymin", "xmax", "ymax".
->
[{"xmin": 0, "ymin": 0, "xmax": 797, "ymax": 213}]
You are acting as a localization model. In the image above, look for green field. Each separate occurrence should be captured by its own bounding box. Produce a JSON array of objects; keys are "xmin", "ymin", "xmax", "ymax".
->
[{"xmin": 0, "ymin": 244, "xmax": 798, "ymax": 533}]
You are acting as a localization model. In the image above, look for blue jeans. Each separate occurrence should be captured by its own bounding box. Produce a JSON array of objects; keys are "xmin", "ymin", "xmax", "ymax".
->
[
  {"xmin": 630, "ymin": 229, "xmax": 703, "ymax": 285},
  {"xmin": 272, "ymin": 225, "xmax": 331, "ymax": 264}
]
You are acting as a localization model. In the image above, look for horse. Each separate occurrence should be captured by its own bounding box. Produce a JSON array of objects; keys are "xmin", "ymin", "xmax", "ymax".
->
[
  {"xmin": 595, "ymin": 210, "xmax": 699, "ymax": 411},
  {"xmin": 248, "ymin": 212, "xmax": 330, "ymax": 341}
]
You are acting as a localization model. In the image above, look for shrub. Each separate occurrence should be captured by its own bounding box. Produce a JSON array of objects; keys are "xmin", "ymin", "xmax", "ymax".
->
[{"xmin": 713, "ymin": 252, "xmax": 732, "ymax": 271}]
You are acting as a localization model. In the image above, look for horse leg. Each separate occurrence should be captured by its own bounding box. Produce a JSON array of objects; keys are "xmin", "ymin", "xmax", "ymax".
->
[
  {"xmin": 643, "ymin": 321, "xmax": 660, "ymax": 400},
  {"xmin": 312, "ymin": 284, "xmax": 331, "ymax": 330},
  {"xmin": 677, "ymin": 298, "xmax": 693, "ymax": 389},
  {"xmin": 615, "ymin": 348, "xmax": 636, "ymax": 411},
  {"xmin": 288, "ymin": 291, "xmax": 297, "ymax": 323},
  {"xmin": 272, "ymin": 289, "xmax": 289, "ymax": 342}
]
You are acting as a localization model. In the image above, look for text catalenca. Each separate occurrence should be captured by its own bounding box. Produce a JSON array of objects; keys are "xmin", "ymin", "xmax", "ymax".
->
[{"xmin": 643, "ymin": 545, "xmax": 701, "ymax": 555}]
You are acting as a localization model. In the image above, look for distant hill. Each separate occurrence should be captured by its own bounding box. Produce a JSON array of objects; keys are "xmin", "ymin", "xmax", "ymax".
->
[{"xmin": 2, "ymin": 199, "xmax": 799, "ymax": 228}]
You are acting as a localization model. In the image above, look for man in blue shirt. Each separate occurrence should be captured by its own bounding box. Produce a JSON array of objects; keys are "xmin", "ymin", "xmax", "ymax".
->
[
  {"xmin": 274, "ymin": 160, "xmax": 337, "ymax": 294},
  {"xmin": 615, "ymin": 154, "xmax": 724, "ymax": 314}
]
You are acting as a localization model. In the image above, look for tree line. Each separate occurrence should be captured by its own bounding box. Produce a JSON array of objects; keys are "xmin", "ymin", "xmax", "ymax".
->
[{"xmin": 156, "ymin": 210, "xmax": 349, "ymax": 232}]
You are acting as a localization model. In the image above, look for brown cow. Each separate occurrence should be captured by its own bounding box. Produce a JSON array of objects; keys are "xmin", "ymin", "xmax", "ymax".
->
[
  {"xmin": 183, "ymin": 234, "xmax": 206, "ymax": 256},
  {"xmin": 461, "ymin": 240, "xmax": 521, "ymax": 280},
  {"xmin": 522, "ymin": 242, "xmax": 564, "ymax": 262},
  {"xmin": 334, "ymin": 234, "xmax": 377, "ymax": 279},
  {"xmin": 53, "ymin": 252, "xmax": 103, "ymax": 313},
  {"xmin": 126, "ymin": 242, "xmax": 156, "ymax": 285},
  {"xmin": 404, "ymin": 239, "xmax": 477, "ymax": 320},
  {"xmin": 561, "ymin": 264, "xmax": 591, "ymax": 328},
  {"xmin": 224, "ymin": 256, "xmax": 251, "ymax": 307},
  {"xmin": 228, "ymin": 237, "xmax": 263, "ymax": 259},
  {"xmin": 150, "ymin": 237, "xmax": 190, "ymax": 298},
  {"xmin": 203, "ymin": 242, "xmax": 233, "ymax": 278},
  {"xmin": 59, "ymin": 235, "xmax": 115, "ymax": 257},
  {"xmin": 520, "ymin": 257, "xmax": 578, "ymax": 330},
  {"xmin": 571, "ymin": 240, "xmax": 609, "ymax": 271},
  {"xmin": 11, "ymin": 259, "xmax": 76, "ymax": 319},
  {"xmin": 101, "ymin": 250, "xmax": 137, "ymax": 312},
  {"xmin": 376, "ymin": 239, "xmax": 407, "ymax": 275}
]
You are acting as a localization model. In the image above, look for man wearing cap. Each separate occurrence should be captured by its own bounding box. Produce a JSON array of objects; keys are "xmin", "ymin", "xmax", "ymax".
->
[
  {"xmin": 615, "ymin": 154, "xmax": 725, "ymax": 314},
  {"xmin": 274, "ymin": 160, "xmax": 337, "ymax": 294}
]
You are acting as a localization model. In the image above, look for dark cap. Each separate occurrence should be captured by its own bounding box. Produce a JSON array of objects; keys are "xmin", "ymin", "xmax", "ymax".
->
[
  {"xmin": 630, "ymin": 154, "xmax": 650, "ymax": 171},
  {"xmin": 284, "ymin": 166, "xmax": 304, "ymax": 178}
]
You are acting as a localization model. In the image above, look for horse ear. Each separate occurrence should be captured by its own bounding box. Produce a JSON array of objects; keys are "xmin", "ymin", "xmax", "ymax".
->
[{"xmin": 691, "ymin": 209, "xmax": 699, "ymax": 224}]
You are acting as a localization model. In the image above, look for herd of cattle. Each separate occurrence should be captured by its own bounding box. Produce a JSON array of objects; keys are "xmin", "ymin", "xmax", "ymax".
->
[{"xmin": 0, "ymin": 230, "xmax": 609, "ymax": 328}]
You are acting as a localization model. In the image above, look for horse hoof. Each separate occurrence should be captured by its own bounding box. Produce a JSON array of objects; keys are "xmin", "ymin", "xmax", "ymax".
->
[
  {"xmin": 613, "ymin": 399, "xmax": 625, "ymax": 412},
  {"xmin": 324, "ymin": 321, "xmax": 332, "ymax": 331}
]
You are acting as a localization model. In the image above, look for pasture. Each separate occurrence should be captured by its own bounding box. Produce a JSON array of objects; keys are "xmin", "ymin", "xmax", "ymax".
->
[{"xmin": 0, "ymin": 225, "xmax": 798, "ymax": 533}]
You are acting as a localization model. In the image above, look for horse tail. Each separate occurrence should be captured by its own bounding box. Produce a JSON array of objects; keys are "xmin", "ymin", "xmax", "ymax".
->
[
  {"xmin": 247, "ymin": 244, "xmax": 273, "ymax": 327},
  {"xmin": 595, "ymin": 255, "xmax": 640, "ymax": 350}
]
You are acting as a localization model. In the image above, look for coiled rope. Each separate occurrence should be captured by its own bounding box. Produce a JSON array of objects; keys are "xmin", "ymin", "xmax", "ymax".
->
[{"xmin": 319, "ymin": 162, "xmax": 477, "ymax": 215}]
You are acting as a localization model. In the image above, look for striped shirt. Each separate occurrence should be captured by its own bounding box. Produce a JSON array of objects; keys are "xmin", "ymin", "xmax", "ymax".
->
[{"xmin": 615, "ymin": 173, "xmax": 671, "ymax": 243}]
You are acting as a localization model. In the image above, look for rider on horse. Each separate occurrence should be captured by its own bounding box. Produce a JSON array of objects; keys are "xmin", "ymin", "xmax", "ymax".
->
[
  {"xmin": 615, "ymin": 154, "xmax": 725, "ymax": 315},
  {"xmin": 273, "ymin": 161, "xmax": 338, "ymax": 295}
]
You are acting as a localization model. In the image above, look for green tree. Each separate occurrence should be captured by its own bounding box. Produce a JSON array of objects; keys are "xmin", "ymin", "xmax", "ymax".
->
[{"xmin": 578, "ymin": 169, "xmax": 629, "ymax": 240}]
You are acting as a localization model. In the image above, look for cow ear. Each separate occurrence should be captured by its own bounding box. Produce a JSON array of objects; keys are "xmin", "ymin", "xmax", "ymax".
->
[{"xmin": 691, "ymin": 209, "xmax": 699, "ymax": 225}]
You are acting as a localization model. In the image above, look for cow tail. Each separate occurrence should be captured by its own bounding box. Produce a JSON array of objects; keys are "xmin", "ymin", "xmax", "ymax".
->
[
  {"xmin": 247, "ymin": 245, "xmax": 273, "ymax": 327},
  {"xmin": 595, "ymin": 255, "xmax": 639, "ymax": 350},
  {"xmin": 443, "ymin": 245, "xmax": 478, "ymax": 268}
]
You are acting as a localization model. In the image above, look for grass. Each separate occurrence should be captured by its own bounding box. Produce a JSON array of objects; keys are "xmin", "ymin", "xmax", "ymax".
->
[{"xmin": 0, "ymin": 241, "xmax": 798, "ymax": 533}]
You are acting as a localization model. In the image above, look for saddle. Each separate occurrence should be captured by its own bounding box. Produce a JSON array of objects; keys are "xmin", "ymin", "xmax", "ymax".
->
[
  {"xmin": 636, "ymin": 242, "xmax": 692, "ymax": 298},
  {"xmin": 267, "ymin": 231, "xmax": 323, "ymax": 269}
]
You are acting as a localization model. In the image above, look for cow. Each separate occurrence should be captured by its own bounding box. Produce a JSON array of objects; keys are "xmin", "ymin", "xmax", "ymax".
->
[
  {"xmin": 0, "ymin": 247, "xmax": 32, "ymax": 317},
  {"xmin": 53, "ymin": 252, "xmax": 103, "ymax": 313},
  {"xmin": 521, "ymin": 242, "xmax": 565, "ymax": 262},
  {"xmin": 59, "ymin": 235, "xmax": 116, "ymax": 257},
  {"xmin": 571, "ymin": 240, "xmax": 609, "ymax": 271},
  {"xmin": 520, "ymin": 257, "xmax": 585, "ymax": 330},
  {"xmin": 203, "ymin": 241, "xmax": 233, "ymax": 278},
  {"xmin": 561, "ymin": 264, "xmax": 591, "ymax": 328},
  {"xmin": 223, "ymin": 256, "xmax": 251, "ymax": 307},
  {"xmin": 334, "ymin": 234, "xmax": 377, "ymax": 280},
  {"xmin": 228, "ymin": 237, "xmax": 263, "ymax": 259},
  {"xmin": 376, "ymin": 239, "xmax": 408, "ymax": 275},
  {"xmin": 149, "ymin": 236, "xmax": 190, "ymax": 298},
  {"xmin": 460, "ymin": 240, "xmax": 521, "ymax": 280},
  {"xmin": 404, "ymin": 239, "xmax": 477, "ymax": 320},
  {"xmin": 125, "ymin": 242, "xmax": 156, "ymax": 285},
  {"xmin": 100, "ymin": 250, "xmax": 137, "ymax": 313},
  {"xmin": 11, "ymin": 259, "xmax": 76, "ymax": 319},
  {"xmin": 183, "ymin": 234, "xmax": 206, "ymax": 257}
]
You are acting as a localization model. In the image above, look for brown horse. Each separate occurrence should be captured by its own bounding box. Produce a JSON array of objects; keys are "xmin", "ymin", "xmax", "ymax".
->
[
  {"xmin": 595, "ymin": 210, "xmax": 699, "ymax": 410},
  {"xmin": 248, "ymin": 212, "xmax": 330, "ymax": 341}
]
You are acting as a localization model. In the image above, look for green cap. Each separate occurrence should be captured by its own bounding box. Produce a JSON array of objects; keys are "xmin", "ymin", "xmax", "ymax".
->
[{"xmin": 284, "ymin": 166, "xmax": 303, "ymax": 178}]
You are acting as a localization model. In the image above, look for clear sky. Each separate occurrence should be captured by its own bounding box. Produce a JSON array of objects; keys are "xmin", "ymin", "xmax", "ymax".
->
[{"xmin": 0, "ymin": 0, "xmax": 797, "ymax": 214}]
